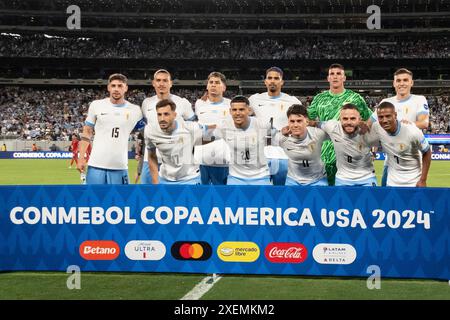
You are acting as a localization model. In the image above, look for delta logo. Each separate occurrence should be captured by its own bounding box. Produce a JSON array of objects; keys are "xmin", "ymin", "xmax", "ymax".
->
[
  {"xmin": 312, "ymin": 243, "xmax": 357, "ymax": 265},
  {"xmin": 171, "ymin": 241, "xmax": 212, "ymax": 261},
  {"xmin": 79, "ymin": 240, "xmax": 120, "ymax": 260},
  {"xmin": 217, "ymin": 241, "xmax": 260, "ymax": 262},
  {"xmin": 265, "ymin": 242, "xmax": 308, "ymax": 263},
  {"xmin": 125, "ymin": 240, "xmax": 166, "ymax": 261}
]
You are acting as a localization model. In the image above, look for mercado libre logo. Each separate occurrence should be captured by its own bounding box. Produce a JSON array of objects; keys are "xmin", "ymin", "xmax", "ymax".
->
[
  {"xmin": 217, "ymin": 241, "xmax": 260, "ymax": 262},
  {"xmin": 171, "ymin": 241, "xmax": 212, "ymax": 261},
  {"xmin": 79, "ymin": 240, "xmax": 120, "ymax": 260}
]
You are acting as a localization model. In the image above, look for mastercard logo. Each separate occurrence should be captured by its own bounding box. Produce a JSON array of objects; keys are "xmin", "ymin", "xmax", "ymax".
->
[{"xmin": 171, "ymin": 241, "xmax": 212, "ymax": 261}]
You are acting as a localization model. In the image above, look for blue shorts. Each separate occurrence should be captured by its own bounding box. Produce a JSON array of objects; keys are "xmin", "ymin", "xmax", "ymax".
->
[
  {"xmin": 140, "ymin": 161, "xmax": 152, "ymax": 184},
  {"xmin": 159, "ymin": 175, "xmax": 201, "ymax": 185},
  {"xmin": 285, "ymin": 176, "xmax": 328, "ymax": 186},
  {"xmin": 268, "ymin": 158, "xmax": 288, "ymax": 186},
  {"xmin": 199, "ymin": 165, "xmax": 229, "ymax": 185},
  {"xmin": 335, "ymin": 176, "xmax": 378, "ymax": 187},
  {"xmin": 227, "ymin": 175, "xmax": 271, "ymax": 185},
  {"xmin": 86, "ymin": 166, "xmax": 129, "ymax": 185}
]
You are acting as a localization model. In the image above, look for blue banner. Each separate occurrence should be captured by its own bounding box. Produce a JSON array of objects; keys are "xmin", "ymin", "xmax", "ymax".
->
[
  {"xmin": 0, "ymin": 185, "xmax": 449, "ymax": 280},
  {"xmin": 374, "ymin": 152, "xmax": 450, "ymax": 161},
  {"xmin": 0, "ymin": 151, "xmax": 73, "ymax": 159},
  {"xmin": 0, "ymin": 151, "xmax": 136, "ymax": 159}
]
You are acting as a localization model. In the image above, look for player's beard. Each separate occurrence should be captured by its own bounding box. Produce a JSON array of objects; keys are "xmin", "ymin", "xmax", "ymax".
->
[
  {"xmin": 344, "ymin": 125, "xmax": 357, "ymax": 134},
  {"xmin": 111, "ymin": 92, "xmax": 123, "ymax": 102}
]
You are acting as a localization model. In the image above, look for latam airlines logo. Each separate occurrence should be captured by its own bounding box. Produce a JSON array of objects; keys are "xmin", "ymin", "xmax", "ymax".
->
[
  {"xmin": 217, "ymin": 242, "xmax": 260, "ymax": 262},
  {"xmin": 312, "ymin": 243, "xmax": 357, "ymax": 265},
  {"xmin": 265, "ymin": 243, "xmax": 308, "ymax": 263},
  {"xmin": 125, "ymin": 241, "xmax": 166, "ymax": 261},
  {"xmin": 79, "ymin": 240, "xmax": 120, "ymax": 260},
  {"xmin": 171, "ymin": 241, "xmax": 212, "ymax": 261}
]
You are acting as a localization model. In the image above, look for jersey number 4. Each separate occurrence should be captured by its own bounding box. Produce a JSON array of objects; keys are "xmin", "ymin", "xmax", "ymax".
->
[{"xmin": 112, "ymin": 127, "xmax": 120, "ymax": 138}]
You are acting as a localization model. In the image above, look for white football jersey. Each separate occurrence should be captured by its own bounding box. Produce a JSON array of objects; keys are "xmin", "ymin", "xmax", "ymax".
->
[
  {"xmin": 320, "ymin": 120, "xmax": 376, "ymax": 181},
  {"xmin": 144, "ymin": 120, "xmax": 204, "ymax": 182},
  {"xmin": 195, "ymin": 98, "xmax": 232, "ymax": 126},
  {"xmin": 249, "ymin": 92, "xmax": 301, "ymax": 159},
  {"xmin": 372, "ymin": 94, "xmax": 429, "ymax": 124},
  {"xmin": 212, "ymin": 118, "xmax": 271, "ymax": 179},
  {"xmin": 141, "ymin": 94, "xmax": 195, "ymax": 162},
  {"xmin": 274, "ymin": 127, "xmax": 328, "ymax": 184},
  {"xmin": 194, "ymin": 98, "xmax": 232, "ymax": 166},
  {"xmin": 85, "ymin": 98, "xmax": 143, "ymax": 170},
  {"xmin": 249, "ymin": 92, "xmax": 301, "ymax": 130},
  {"xmin": 369, "ymin": 121, "xmax": 430, "ymax": 186}
]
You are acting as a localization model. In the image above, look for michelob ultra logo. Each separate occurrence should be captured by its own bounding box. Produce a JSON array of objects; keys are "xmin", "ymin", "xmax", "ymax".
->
[
  {"xmin": 171, "ymin": 241, "xmax": 212, "ymax": 261},
  {"xmin": 217, "ymin": 241, "xmax": 260, "ymax": 262},
  {"xmin": 79, "ymin": 240, "xmax": 120, "ymax": 260},
  {"xmin": 125, "ymin": 240, "xmax": 166, "ymax": 261}
]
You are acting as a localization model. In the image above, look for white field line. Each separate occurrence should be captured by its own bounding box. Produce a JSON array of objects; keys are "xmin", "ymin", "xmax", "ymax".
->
[{"xmin": 180, "ymin": 274, "xmax": 222, "ymax": 300}]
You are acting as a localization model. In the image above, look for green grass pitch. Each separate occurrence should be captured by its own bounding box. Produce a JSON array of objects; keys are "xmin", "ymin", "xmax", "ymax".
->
[{"xmin": 0, "ymin": 159, "xmax": 449, "ymax": 300}]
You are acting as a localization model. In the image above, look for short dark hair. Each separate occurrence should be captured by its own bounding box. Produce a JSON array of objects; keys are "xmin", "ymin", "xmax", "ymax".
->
[
  {"xmin": 153, "ymin": 69, "xmax": 171, "ymax": 80},
  {"xmin": 266, "ymin": 66, "xmax": 283, "ymax": 78},
  {"xmin": 329, "ymin": 63, "xmax": 344, "ymax": 71},
  {"xmin": 394, "ymin": 68, "xmax": 413, "ymax": 77},
  {"xmin": 108, "ymin": 73, "xmax": 128, "ymax": 84},
  {"xmin": 207, "ymin": 71, "xmax": 226, "ymax": 84},
  {"xmin": 230, "ymin": 95, "xmax": 250, "ymax": 106},
  {"xmin": 287, "ymin": 104, "xmax": 308, "ymax": 118},
  {"xmin": 156, "ymin": 99, "xmax": 176, "ymax": 111},
  {"xmin": 341, "ymin": 103, "xmax": 360, "ymax": 113},
  {"xmin": 377, "ymin": 101, "xmax": 395, "ymax": 111}
]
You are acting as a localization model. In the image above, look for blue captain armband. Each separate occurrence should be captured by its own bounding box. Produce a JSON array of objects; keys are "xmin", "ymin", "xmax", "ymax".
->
[{"xmin": 133, "ymin": 118, "xmax": 147, "ymax": 132}]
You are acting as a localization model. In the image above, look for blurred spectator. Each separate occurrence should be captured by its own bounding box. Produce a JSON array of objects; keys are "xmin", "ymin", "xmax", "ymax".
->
[{"xmin": 1, "ymin": 34, "xmax": 448, "ymax": 60}]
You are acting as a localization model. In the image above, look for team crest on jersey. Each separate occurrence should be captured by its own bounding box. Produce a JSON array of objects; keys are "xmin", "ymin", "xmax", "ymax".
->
[
  {"xmin": 126, "ymin": 112, "xmax": 130, "ymax": 120},
  {"xmin": 358, "ymin": 143, "xmax": 363, "ymax": 151},
  {"xmin": 280, "ymin": 103, "xmax": 284, "ymax": 111},
  {"xmin": 399, "ymin": 143, "xmax": 406, "ymax": 151},
  {"xmin": 308, "ymin": 142, "xmax": 316, "ymax": 152},
  {"xmin": 178, "ymin": 137, "xmax": 184, "ymax": 144},
  {"xmin": 404, "ymin": 107, "xmax": 409, "ymax": 115}
]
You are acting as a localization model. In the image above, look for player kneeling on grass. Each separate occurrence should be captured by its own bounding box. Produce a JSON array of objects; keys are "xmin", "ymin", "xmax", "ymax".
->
[
  {"xmin": 144, "ymin": 99, "xmax": 215, "ymax": 185},
  {"xmin": 275, "ymin": 104, "xmax": 328, "ymax": 186},
  {"xmin": 367, "ymin": 101, "xmax": 431, "ymax": 187},
  {"xmin": 318, "ymin": 103, "xmax": 378, "ymax": 186}
]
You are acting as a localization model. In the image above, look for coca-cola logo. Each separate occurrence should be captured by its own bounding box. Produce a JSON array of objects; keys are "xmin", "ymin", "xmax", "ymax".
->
[{"xmin": 265, "ymin": 242, "xmax": 308, "ymax": 263}]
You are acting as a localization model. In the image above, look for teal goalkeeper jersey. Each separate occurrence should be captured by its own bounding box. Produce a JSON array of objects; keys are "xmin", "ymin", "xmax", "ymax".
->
[{"xmin": 307, "ymin": 89, "xmax": 372, "ymax": 165}]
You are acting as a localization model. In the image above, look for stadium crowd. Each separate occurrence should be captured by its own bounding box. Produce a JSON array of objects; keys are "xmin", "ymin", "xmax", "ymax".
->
[
  {"xmin": 0, "ymin": 87, "xmax": 449, "ymax": 142},
  {"xmin": 1, "ymin": 34, "xmax": 449, "ymax": 60}
]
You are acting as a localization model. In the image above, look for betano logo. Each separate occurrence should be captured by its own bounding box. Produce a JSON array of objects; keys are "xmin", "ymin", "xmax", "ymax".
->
[
  {"xmin": 125, "ymin": 240, "xmax": 166, "ymax": 261},
  {"xmin": 312, "ymin": 243, "xmax": 357, "ymax": 265},
  {"xmin": 217, "ymin": 241, "xmax": 260, "ymax": 262},
  {"xmin": 79, "ymin": 240, "xmax": 120, "ymax": 260},
  {"xmin": 171, "ymin": 241, "xmax": 212, "ymax": 261},
  {"xmin": 265, "ymin": 242, "xmax": 308, "ymax": 263}
]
